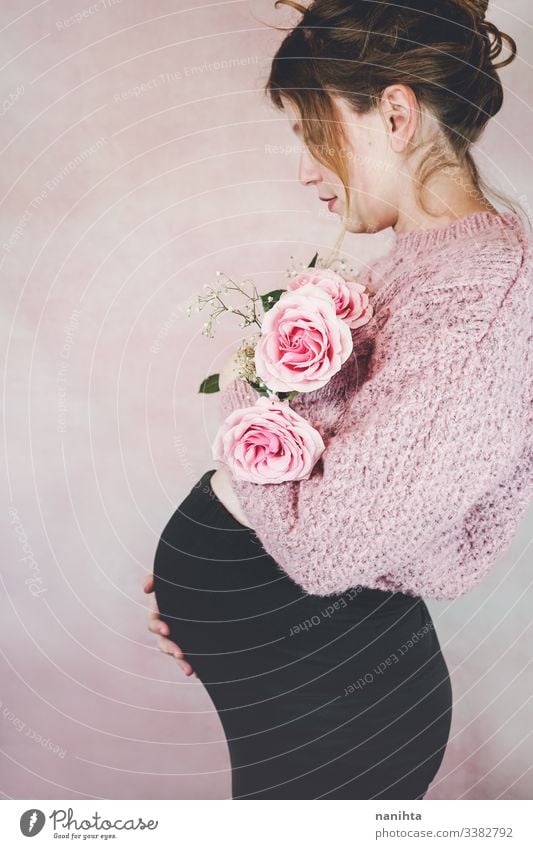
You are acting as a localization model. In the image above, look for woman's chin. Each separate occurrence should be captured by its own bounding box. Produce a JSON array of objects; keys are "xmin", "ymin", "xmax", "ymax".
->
[
  {"xmin": 345, "ymin": 216, "xmax": 385, "ymax": 235},
  {"xmin": 343, "ymin": 217, "xmax": 366, "ymax": 233}
]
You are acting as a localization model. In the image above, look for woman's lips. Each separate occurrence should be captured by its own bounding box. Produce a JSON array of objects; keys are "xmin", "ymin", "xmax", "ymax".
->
[{"xmin": 320, "ymin": 196, "xmax": 337, "ymax": 211}]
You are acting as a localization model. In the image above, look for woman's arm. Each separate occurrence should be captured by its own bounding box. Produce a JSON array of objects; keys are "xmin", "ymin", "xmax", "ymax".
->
[{"xmin": 217, "ymin": 279, "xmax": 528, "ymax": 599}]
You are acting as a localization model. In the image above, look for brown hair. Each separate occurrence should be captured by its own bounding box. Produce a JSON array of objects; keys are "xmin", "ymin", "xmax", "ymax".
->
[{"xmin": 265, "ymin": 0, "xmax": 528, "ymax": 235}]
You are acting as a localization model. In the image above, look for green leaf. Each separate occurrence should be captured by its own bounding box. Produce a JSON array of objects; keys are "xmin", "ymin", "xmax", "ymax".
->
[
  {"xmin": 277, "ymin": 390, "xmax": 300, "ymax": 403},
  {"xmin": 198, "ymin": 373, "xmax": 220, "ymax": 393},
  {"xmin": 247, "ymin": 380, "xmax": 271, "ymax": 398},
  {"xmin": 308, "ymin": 251, "xmax": 318, "ymax": 268},
  {"xmin": 284, "ymin": 390, "xmax": 301, "ymax": 402},
  {"xmin": 260, "ymin": 289, "xmax": 286, "ymax": 313}
]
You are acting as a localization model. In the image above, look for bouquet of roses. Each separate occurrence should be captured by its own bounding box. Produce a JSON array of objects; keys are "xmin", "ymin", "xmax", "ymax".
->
[{"xmin": 188, "ymin": 252, "xmax": 373, "ymax": 484}]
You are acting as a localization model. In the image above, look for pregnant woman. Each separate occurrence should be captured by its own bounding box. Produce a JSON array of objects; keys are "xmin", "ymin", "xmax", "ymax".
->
[{"xmin": 146, "ymin": 0, "xmax": 532, "ymax": 799}]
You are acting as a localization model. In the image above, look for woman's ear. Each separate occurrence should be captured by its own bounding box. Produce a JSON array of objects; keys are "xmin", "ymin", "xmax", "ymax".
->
[{"xmin": 380, "ymin": 84, "xmax": 419, "ymax": 153}]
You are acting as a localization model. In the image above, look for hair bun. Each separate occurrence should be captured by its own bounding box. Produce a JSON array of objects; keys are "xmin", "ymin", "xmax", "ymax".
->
[
  {"xmin": 476, "ymin": 0, "xmax": 489, "ymax": 20},
  {"xmin": 448, "ymin": 0, "xmax": 488, "ymax": 25},
  {"xmin": 465, "ymin": 0, "xmax": 489, "ymax": 23}
]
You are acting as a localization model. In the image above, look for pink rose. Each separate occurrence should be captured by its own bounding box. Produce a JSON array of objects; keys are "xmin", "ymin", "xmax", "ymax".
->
[
  {"xmin": 287, "ymin": 268, "xmax": 373, "ymax": 329},
  {"xmin": 212, "ymin": 396, "xmax": 325, "ymax": 483},
  {"xmin": 254, "ymin": 283, "xmax": 353, "ymax": 393}
]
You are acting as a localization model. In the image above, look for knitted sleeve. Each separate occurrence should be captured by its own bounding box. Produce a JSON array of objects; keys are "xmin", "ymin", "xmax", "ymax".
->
[{"xmin": 216, "ymin": 280, "xmax": 528, "ymax": 599}]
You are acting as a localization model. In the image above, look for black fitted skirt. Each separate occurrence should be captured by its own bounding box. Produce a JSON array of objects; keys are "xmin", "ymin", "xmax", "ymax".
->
[{"xmin": 153, "ymin": 469, "xmax": 453, "ymax": 800}]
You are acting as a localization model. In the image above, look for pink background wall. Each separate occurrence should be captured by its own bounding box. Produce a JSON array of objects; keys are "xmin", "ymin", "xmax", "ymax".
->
[{"xmin": 1, "ymin": 0, "xmax": 532, "ymax": 799}]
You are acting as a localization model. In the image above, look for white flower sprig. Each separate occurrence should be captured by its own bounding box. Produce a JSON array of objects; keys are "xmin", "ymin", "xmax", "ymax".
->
[
  {"xmin": 285, "ymin": 253, "xmax": 357, "ymax": 281},
  {"xmin": 188, "ymin": 251, "xmax": 369, "ymax": 401},
  {"xmin": 187, "ymin": 273, "xmax": 263, "ymax": 339},
  {"xmin": 187, "ymin": 252, "xmax": 346, "ymax": 339}
]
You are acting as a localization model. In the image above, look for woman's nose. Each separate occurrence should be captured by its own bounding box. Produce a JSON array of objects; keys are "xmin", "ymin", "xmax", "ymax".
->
[{"xmin": 298, "ymin": 148, "xmax": 322, "ymax": 186}]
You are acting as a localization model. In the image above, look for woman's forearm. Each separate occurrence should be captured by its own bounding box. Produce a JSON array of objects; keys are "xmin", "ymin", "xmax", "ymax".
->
[{"xmin": 210, "ymin": 465, "xmax": 253, "ymax": 528}]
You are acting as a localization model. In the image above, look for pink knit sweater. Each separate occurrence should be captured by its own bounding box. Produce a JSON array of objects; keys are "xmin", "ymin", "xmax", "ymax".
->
[{"xmin": 217, "ymin": 211, "xmax": 533, "ymax": 600}]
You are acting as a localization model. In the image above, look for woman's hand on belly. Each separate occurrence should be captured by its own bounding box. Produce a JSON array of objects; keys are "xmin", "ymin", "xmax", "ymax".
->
[
  {"xmin": 210, "ymin": 465, "xmax": 253, "ymax": 529},
  {"xmin": 143, "ymin": 574, "xmax": 195, "ymax": 676}
]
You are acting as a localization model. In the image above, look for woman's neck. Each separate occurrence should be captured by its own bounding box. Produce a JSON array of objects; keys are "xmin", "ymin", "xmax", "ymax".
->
[{"xmin": 393, "ymin": 166, "xmax": 499, "ymax": 235}]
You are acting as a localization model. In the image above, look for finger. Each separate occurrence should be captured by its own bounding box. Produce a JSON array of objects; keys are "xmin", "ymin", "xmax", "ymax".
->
[
  {"xmin": 157, "ymin": 636, "xmax": 184, "ymax": 656},
  {"xmin": 147, "ymin": 589, "xmax": 163, "ymax": 617},
  {"xmin": 143, "ymin": 574, "xmax": 154, "ymax": 594},
  {"xmin": 157, "ymin": 641, "xmax": 195, "ymax": 675},
  {"xmin": 148, "ymin": 612, "xmax": 169, "ymax": 635},
  {"xmin": 147, "ymin": 609, "xmax": 163, "ymax": 625},
  {"xmin": 177, "ymin": 658, "xmax": 195, "ymax": 676},
  {"xmin": 147, "ymin": 594, "xmax": 161, "ymax": 616}
]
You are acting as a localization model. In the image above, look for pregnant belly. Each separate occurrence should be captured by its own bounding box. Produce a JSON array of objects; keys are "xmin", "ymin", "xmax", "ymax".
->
[
  {"xmin": 152, "ymin": 470, "xmax": 307, "ymax": 678},
  {"xmin": 152, "ymin": 471, "xmax": 446, "ymax": 694},
  {"xmin": 152, "ymin": 471, "xmax": 453, "ymax": 798}
]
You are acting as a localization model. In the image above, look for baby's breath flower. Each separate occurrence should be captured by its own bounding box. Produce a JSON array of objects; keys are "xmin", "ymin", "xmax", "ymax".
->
[{"xmin": 187, "ymin": 270, "xmax": 263, "ymax": 337}]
